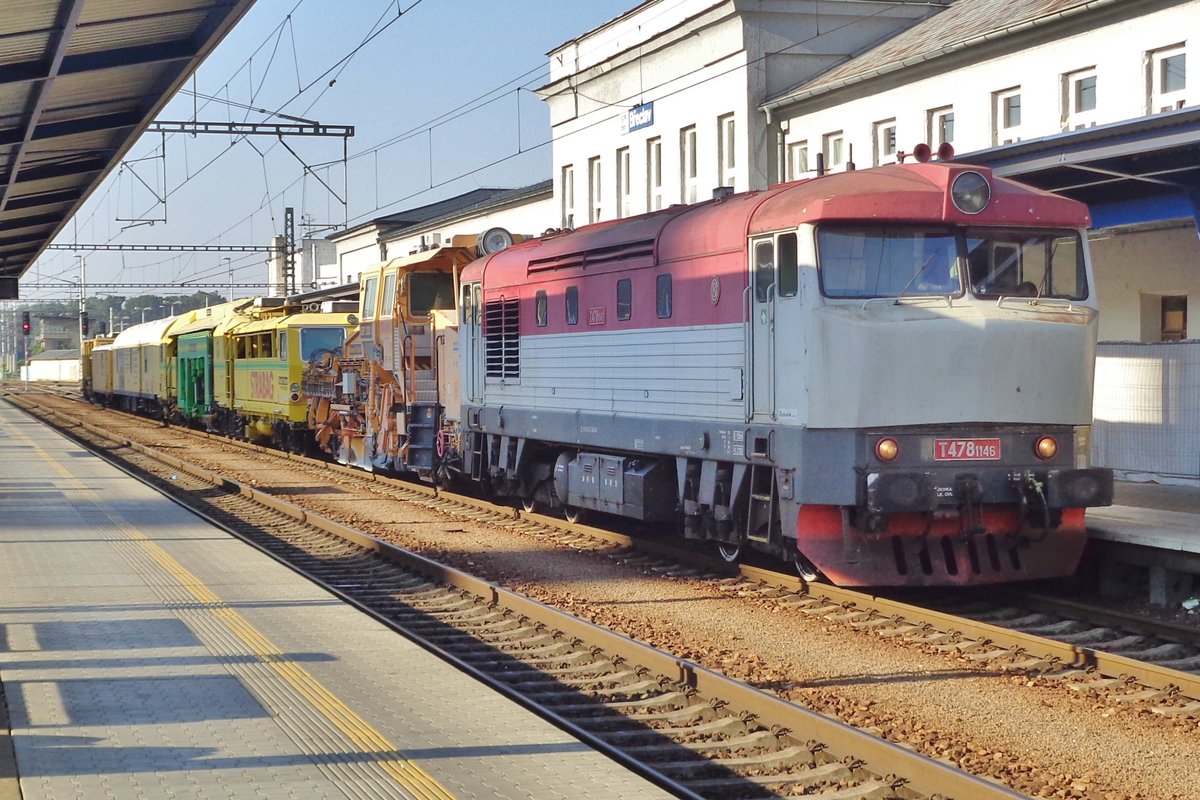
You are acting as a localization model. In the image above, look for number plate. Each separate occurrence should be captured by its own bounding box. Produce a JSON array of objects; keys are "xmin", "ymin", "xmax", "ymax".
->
[{"xmin": 933, "ymin": 438, "xmax": 1001, "ymax": 461}]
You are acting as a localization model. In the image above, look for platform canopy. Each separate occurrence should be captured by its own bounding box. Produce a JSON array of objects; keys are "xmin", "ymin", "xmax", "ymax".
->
[
  {"xmin": 0, "ymin": 0, "xmax": 255, "ymax": 296},
  {"xmin": 960, "ymin": 107, "xmax": 1200, "ymax": 231}
]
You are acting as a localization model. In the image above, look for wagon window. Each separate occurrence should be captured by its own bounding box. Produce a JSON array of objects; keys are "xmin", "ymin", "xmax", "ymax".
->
[
  {"xmin": 617, "ymin": 278, "xmax": 632, "ymax": 320},
  {"xmin": 778, "ymin": 233, "xmax": 798, "ymax": 298},
  {"xmin": 656, "ymin": 274, "xmax": 672, "ymax": 318},
  {"xmin": 566, "ymin": 285, "xmax": 579, "ymax": 326},
  {"xmin": 535, "ymin": 290, "xmax": 548, "ymax": 327}
]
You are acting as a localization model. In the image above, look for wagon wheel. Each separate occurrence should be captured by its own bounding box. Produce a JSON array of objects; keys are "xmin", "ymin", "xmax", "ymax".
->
[
  {"xmin": 521, "ymin": 496, "xmax": 540, "ymax": 514},
  {"xmin": 792, "ymin": 549, "xmax": 821, "ymax": 583},
  {"xmin": 715, "ymin": 540, "xmax": 742, "ymax": 564},
  {"xmin": 563, "ymin": 505, "xmax": 587, "ymax": 525}
]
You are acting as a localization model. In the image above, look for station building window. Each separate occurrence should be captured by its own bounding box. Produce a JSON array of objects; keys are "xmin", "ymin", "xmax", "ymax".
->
[
  {"xmin": 647, "ymin": 137, "xmax": 663, "ymax": 211},
  {"xmin": 822, "ymin": 131, "xmax": 844, "ymax": 171},
  {"xmin": 680, "ymin": 125, "xmax": 698, "ymax": 204},
  {"xmin": 561, "ymin": 164, "xmax": 575, "ymax": 228},
  {"xmin": 1150, "ymin": 45, "xmax": 1186, "ymax": 112},
  {"xmin": 1063, "ymin": 68, "xmax": 1098, "ymax": 129},
  {"xmin": 927, "ymin": 106, "xmax": 954, "ymax": 146},
  {"xmin": 588, "ymin": 156, "xmax": 602, "ymax": 223},
  {"xmin": 1162, "ymin": 296, "xmax": 1187, "ymax": 341},
  {"xmin": 872, "ymin": 119, "xmax": 896, "ymax": 166},
  {"xmin": 717, "ymin": 113, "xmax": 735, "ymax": 189},
  {"xmin": 993, "ymin": 87, "xmax": 1022, "ymax": 145},
  {"xmin": 616, "ymin": 147, "xmax": 631, "ymax": 219},
  {"xmin": 787, "ymin": 140, "xmax": 808, "ymax": 180}
]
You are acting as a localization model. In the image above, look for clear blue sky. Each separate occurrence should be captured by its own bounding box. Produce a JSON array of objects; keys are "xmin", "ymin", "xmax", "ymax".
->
[{"xmin": 29, "ymin": 0, "xmax": 636, "ymax": 301}]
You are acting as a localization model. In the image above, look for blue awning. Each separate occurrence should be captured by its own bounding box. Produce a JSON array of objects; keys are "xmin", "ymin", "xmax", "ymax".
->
[{"xmin": 957, "ymin": 107, "xmax": 1200, "ymax": 230}]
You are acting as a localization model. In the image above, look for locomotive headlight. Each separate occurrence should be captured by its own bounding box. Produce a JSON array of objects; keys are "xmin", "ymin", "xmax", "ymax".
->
[
  {"xmin": 1035, "ymin": 435, "xmax": 1058, "ymax": 460},
  {"xmin": 875, "ymin": 437, "xmax": 900, "ymax": 462},
  {"xmin": 290, "ymin": 383, "xmax": 299, "ymax": 393},
  {"xmin": 951, "ymin": 171, "xmax": 990, "ymax": 214}
]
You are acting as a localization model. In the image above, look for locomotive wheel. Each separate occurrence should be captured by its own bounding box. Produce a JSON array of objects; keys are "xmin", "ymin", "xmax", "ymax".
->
[
  {"xmin": 792, "ymin": 549, "xmax": 822, "ymax": 583},
  {"xmin": 563, "ymin": 505, "xmax": 586, "ymax": 524},
  {"xmin": 715, "ymin": 541, "xmax": 742, "ymax": 563}
]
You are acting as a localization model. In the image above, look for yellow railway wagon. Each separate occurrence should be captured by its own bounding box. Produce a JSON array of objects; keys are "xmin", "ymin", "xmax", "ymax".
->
[
  {"xmin": 86, "ymin": 338, "xmax": 115, "ymax": 400},
  {"xmin": 223, "ymin": 311, "xmax": 355, "ymax": 449},
  {"xmin": 106, "ymin": 316, "xmax": 176, "ymax": 413}
]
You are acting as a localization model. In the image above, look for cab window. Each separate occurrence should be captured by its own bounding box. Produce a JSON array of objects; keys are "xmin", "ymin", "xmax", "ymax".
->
[
  {"xmin": 754, "ymin": 240, "xmax": 774, "ymax": 302},
  {"xmin": 300, "ymin": 327, "xmax": 346, "ymax": 361},
  {"xmin": 410, "ymin": 272, "xmax": 454, "ymax": 316},
  {"xmin": 778, "ymin": 233, "xmax": 798, "ymax": 297},
  {"xmin": 380, "ymin": 272, "xmax": 397, "ymax": 319},
  {"xmin": 361, "ymin": 276, "xmax": 379, "ymax": 320}
]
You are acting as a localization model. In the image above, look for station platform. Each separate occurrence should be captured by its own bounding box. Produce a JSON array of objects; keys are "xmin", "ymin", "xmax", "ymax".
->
[
  {"xmin": 1086, "ymin": 483, "xmax": 1200, "ymax": 605},
  {"xmin": 0, "ymin": 401, "xmax": 672, "ymax": 800}
]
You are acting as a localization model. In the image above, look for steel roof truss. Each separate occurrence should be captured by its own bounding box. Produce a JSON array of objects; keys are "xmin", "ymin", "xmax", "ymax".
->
[{"xmin": 0, "ymin": 0, "xmax": 84, "ymax": 213}]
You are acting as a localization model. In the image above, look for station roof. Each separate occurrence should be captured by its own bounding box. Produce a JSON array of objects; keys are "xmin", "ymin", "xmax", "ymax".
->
[
  {"xmin": 958, "ymin": 107, "xmax": 1200, "ymax": 229},
  {"xmin": 0, "ymin": 0, "xmax": 255, "ymax": 292}
]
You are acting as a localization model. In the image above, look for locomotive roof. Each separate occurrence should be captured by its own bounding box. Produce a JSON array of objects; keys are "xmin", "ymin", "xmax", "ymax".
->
[{"xmin": 466, "ymin": 162, "xmax": 1090, "ymax": 288}]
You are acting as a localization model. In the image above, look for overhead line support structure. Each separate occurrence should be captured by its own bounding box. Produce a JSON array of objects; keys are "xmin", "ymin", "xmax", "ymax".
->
[
  {"xmin": 47, "ymin": 244, "xmax": 277, "ymax": 252},
  {"xmin": 139, "ymin": 119, "xmax": 354, "ymax": 245},
  {"xmin": 146, "ymin": 121, "xmax": 354, "ymax": 138}
]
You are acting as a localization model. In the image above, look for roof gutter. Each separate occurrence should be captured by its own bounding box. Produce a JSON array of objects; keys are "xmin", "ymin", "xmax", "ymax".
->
[{"xmin": 762, "ymin": 0, "xmax": 1124, "ymax": 113}]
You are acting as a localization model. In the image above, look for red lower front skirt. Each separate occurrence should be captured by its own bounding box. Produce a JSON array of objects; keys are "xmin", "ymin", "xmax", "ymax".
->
[{"xmin": 797, "ymin": 505, "xmax": 1087, "ymax": 587}]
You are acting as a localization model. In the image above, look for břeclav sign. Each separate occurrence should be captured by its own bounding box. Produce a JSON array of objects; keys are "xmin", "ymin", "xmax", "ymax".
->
[{"xmin": 621, "ymin": 102, "xmax": 654, "ymax": 134}]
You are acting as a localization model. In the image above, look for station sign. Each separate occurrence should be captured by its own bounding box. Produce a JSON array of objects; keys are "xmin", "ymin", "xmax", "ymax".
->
[{"xmin": 621, "ymin": 102, "xmax": 654, "ymax": 134}]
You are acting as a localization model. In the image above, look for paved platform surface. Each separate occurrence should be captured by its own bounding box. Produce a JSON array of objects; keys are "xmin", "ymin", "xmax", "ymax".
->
[
  {"xmin": 1089, "ymin": 482, "xmax": 1200, "ymax": 554},
  {"xmin": 0, "ymin": 401, "xmax": 672, "ymax": 800}
]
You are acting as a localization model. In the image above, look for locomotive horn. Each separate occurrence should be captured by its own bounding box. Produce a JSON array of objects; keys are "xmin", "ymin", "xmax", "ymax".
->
[
  {"xmin": 937, "ymin": 141, "xmax": 955, "ymax": 160},
  {"xmin": 912, "ymin": 143, "xmax": 932, "ymax": 163}
]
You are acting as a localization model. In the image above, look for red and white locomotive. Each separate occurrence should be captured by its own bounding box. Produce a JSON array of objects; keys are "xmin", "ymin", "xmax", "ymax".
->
[{"xmin": 454, "ymin": 158, "xmax": 1113, "ymax": 586}]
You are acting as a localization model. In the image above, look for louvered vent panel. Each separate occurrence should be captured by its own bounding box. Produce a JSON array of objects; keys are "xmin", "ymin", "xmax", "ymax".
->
[{"xmin": 484, "ymin": 298, "xmax": 520, "ymax": 378}]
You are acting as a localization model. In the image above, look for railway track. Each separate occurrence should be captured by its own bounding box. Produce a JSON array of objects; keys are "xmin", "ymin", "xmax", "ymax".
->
[
  {"xmin": 2, "ymin": 390, "xmax": 1023, "ymax": 799},
  {"xmin": 16, "ymin": 390, "xmax": 1200, "ymax": 723}
]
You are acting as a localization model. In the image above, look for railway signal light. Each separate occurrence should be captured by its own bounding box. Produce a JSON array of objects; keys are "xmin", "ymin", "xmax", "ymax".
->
[
  {"xmin": 80, "ymin": 311, "xmax": 89, "ymax": 336},
  {"xmin": 21, "ymin": 311, "xmax": 30, "ymax": 336}
]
